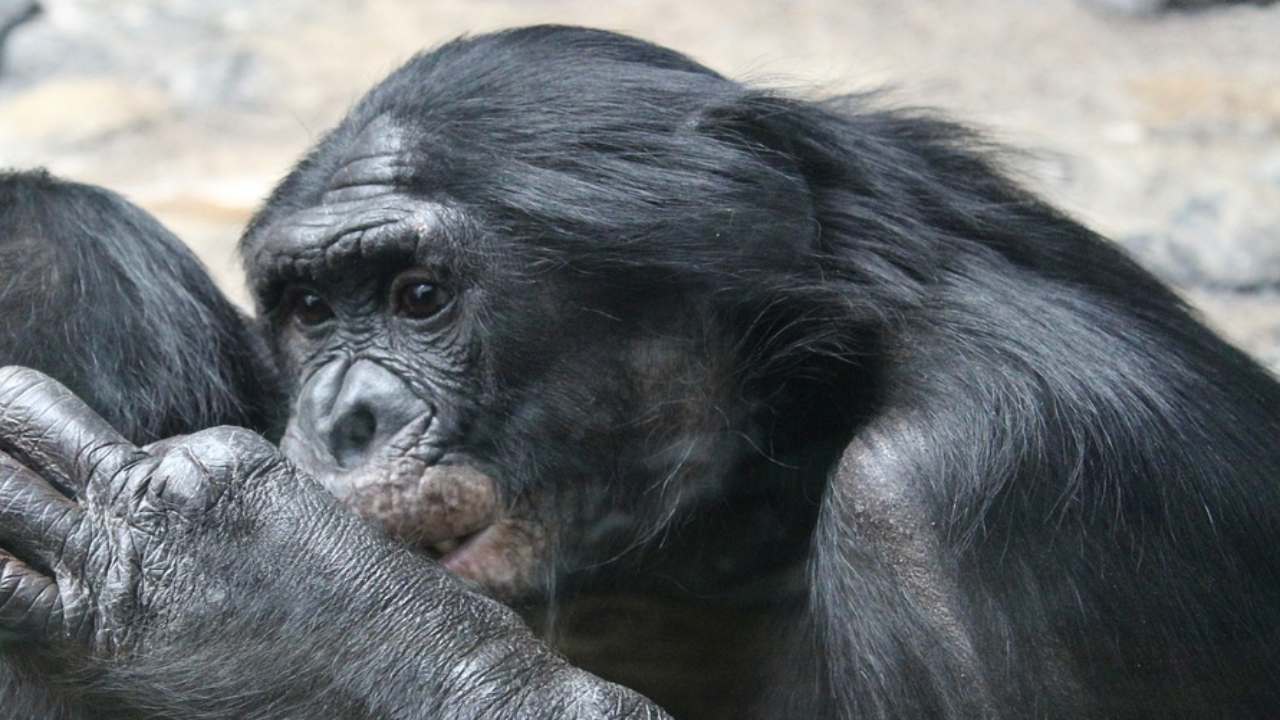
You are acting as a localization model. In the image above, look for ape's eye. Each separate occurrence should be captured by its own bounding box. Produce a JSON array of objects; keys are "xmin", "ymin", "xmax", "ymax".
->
[
  {"xmin": 392, "ymin": 277, "xmax": 451, "ymax": 320},
  {"xmin": 283, "ymin": 288, "xmax": 334, "ymax": 327}
]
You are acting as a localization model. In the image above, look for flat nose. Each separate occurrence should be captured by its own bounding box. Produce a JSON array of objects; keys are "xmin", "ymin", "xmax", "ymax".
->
[{"xmin": 301, "ymin": 359, "xmax": 431, "ymax": 469}]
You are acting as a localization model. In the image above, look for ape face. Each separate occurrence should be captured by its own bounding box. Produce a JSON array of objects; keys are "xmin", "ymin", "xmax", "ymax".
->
[
  {"xmin": 240, "ymin": 29, "xmax": 829, "ymax": 606},
  {"xmin": 243, "ymin": 121, "xmax": 771, "ymax": 603}
]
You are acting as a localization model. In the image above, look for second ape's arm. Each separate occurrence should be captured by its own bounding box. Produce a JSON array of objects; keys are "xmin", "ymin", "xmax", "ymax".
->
[{"xmin": 0, "ymin": 367, "xmax": 667, "ymax": 720}]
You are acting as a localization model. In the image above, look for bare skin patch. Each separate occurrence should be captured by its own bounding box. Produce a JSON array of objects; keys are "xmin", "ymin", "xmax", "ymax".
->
[
  {"xmin": 344, "ymin": 462, "xmax": 498, "ymax": 550},
  {"xmin": 442, "ymin": 516, "xmax": 547, "ymax": 601}
]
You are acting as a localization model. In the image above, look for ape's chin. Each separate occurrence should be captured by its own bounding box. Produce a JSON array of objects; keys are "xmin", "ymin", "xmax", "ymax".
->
[
  {"xmin": 437, "ymin": 516, "xmax": 549, "ymax": 602},
  {"xmin": 281, "ymin": 438, "xmax": 546, "ymax": 600}
]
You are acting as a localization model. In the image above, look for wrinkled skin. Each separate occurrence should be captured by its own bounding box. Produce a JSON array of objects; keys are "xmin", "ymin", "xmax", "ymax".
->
[
  {"xmin": 246, "ymin": 128, "xmax": 784, "ymax": 611},
  {"xmin": 5, "ymin": 26, "xmax": 1280, "ymax": 720},
  {"xmin": 0, "ymin": 367, "xmax": 663, "ymax": 719},
  {"xmin": 0, "ymin": 387, "xmax": 281, "ymax": 655}
]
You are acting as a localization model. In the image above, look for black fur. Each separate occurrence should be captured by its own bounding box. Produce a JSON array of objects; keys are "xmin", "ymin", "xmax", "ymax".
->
[
  {"xmin": 0, "ymin": 170, "xmax": 278, "ymax": 443},
  {"xmin": 248, "ymin": 28, "xmax": 1280, "ymax": 718},
  {"xmin": 3, "ymin": 27, "xmax": 1280, "ymax": 719},
  {"xmin": 0, "ymin": 170, "xmax": 279, "ymax": 719}
]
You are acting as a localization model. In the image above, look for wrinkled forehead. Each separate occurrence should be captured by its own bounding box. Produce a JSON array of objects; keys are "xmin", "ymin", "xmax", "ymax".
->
[
  {"xmin": 241, "ymin": 117, "xmax": 491, "ymax": 307},
  {"xmin": 320, "ymin": 115, "xmax": 419, "ymax": 200}
]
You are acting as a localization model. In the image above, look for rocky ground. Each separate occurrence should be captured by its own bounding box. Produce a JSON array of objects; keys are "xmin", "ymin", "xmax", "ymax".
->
[{"xmin": 1, "ymin": 0, "xmax": 1277, "ymax": 370}]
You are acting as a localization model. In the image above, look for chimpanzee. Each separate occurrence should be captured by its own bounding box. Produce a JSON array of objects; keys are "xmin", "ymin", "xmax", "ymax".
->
[
  {"xmin": 0, "ymin": 169, "xmax": 279, "ymax": 718},
  {"xmin": 3, "ymin": 26, "xmax": 1280, "ymax": 720}
]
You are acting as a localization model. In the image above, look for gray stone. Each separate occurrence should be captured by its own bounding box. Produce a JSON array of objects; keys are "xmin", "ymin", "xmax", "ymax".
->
[
  {"xmin": 1121, "ymin": 193, "xmax": 1280, "ymax": 291},
  {"xmin": 0, "ymin": 0, "xmax": 39, "ymax": 75}
]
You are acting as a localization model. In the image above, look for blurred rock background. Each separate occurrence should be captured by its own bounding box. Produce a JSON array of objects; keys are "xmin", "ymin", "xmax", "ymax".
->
[{"xmin": 0, "ymin": 0, "xmax": 1277, "ymax": 370}]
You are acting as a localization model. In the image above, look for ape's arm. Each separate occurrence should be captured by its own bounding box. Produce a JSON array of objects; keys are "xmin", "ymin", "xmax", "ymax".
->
[{"xmin": 0, "ymin": 367, "xmax": 667, "ymax": 720}]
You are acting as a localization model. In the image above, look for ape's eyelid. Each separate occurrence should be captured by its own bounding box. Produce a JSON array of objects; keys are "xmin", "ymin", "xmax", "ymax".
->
[
  {"xmin": 388, "ymin": 272, "xmax": 454, "ymax": 321},
  {"xmin": 256, "ymin": 244, "xmax": 423, "ymax": 312},
  {"xmin": 275, "ymin": 285, "xmax": 336, "ymax": 329}
]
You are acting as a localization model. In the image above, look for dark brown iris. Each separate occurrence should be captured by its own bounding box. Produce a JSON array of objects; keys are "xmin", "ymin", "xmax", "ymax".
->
[
  {"xmin": 284, "ymin": 287, "xmax": 334, "ymax": 326},
  {"xmin": 392, "ymin": 278, "xmax": 450, "ymax": 319}
]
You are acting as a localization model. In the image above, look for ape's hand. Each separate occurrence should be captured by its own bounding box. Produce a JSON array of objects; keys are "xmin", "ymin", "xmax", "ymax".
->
[
  {"xmin": 0, "ymin": 365, "xmax": 345, "ymax": 658},
  {"xmin": 0, "ymin": 366, "xmax": 664, "ymax": 720}
]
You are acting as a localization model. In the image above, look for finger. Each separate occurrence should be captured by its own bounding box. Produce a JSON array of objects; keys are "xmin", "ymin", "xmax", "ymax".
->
[
  {"xmin": 0, "ymin": 548, "xmax": 61, "ymax": 639},
  {"xmin": 0, "ymin": 366, "xmax": 135, "ymax": 497},
  {"xmin": 141, "ymin": 434, "xmax": 189, "ymax": 455},
  {"xmin": 0, "ymin": 449, "xmax": 84, "ymax": 569}
]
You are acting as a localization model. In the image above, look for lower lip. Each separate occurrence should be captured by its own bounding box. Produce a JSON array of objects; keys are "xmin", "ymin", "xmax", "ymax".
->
[{"xmin": 429, "ymin": 526, "xmax": 489, "ymax": 570}]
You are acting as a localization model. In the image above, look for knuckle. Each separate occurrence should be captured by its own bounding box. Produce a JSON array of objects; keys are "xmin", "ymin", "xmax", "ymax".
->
[
  {"xmin": 95, "ymin": 451, "xmax": 153, "ymax": 507},
  {"xmin": 0, "ymin": 366, "xmax": 62, "ymax": 405},
  {"xmin": 148, "ymin": 448, "xmax": 215, "ymax": 513},
  {"xmin": 0, "ymin": 366, "xmax": 47, "ymax": 409},
  {"xmin": 155, "ymin": 427, "xmax": 285, "ymax": 507},
  {"xmin": 173, "ymin": 428, "xmax": 244, "ymax": 469},
  {"xmin": 184, "ymin": 426, "xmax": 281, "ymax": 474},
  {"xmin": 185, "ymin": 426, "xmax": 271, "ymax": 453},
  {"xmin": 0, "ymin": 365, "xmax": 42, "ymax": 389}
]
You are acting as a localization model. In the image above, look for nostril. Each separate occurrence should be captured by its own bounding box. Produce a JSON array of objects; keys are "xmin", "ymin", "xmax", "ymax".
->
[{"xmin": 330, "ymin": 405, "xmax": 377, "ymax": 468}]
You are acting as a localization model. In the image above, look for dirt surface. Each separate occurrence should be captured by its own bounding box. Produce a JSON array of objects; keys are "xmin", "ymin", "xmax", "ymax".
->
[{"xmin": 1, "ymin": 0, "xmax": 1277, "ymax": 369}]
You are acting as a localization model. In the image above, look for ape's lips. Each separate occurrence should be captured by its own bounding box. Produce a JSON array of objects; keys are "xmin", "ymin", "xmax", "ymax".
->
[
  {"xmin": 341, "ymin": 459, "xmax": 498, "ymax": 556},
  {"xmin": 340, "ymin": 462, "xmax": 546, "ymax": 600},
  {"xmin": 282, "ymin": 415, "xmax": 546, "ymax": 599}
]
